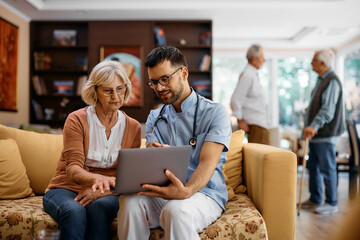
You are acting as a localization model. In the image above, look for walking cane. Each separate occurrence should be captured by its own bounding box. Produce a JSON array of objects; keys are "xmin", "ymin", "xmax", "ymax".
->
[{"xmin": 297, "ymin": 137, "xmax": 309, "ymax": 216}]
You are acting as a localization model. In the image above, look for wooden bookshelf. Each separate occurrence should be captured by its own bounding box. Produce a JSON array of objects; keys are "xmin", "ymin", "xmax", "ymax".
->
[
  {"xmin": 29, "ymin": 20, "xmax": 212, "ymax": 126},
  {"xmin": 153, "ymin": 21, "xmax": 212, "ymax": 99},
  {"xmin": 30, "ymin": 21, "xmax": 88, "ymax": 127}
]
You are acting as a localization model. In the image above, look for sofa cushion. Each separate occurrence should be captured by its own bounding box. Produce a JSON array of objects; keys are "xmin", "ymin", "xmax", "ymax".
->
[
  {"xmin": 0, "ymin": 125, "xmax": 63, "ymax": 195},
  {"xmin": 148, "ymin": 194, "xmax": 267, "ymax": 239},
  {"xmin": 0, "ymin": 194, "xmax": 267, "ymax": 240},
  {"xmin": 0, "ymin": 139, "xmax": 34, "ymax": 199},
  {"xmin": 0, "ymin": 196, "xmax": 58, "ymax": 240},
  {"xmin": 223, "ymin": 130, "xmax": 246, "ymax": 200}
]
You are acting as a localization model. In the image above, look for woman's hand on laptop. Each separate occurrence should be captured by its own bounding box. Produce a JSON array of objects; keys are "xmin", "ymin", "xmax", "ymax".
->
[
  {"xmin": 138, "ymin": 169, "xmax": 191, "ymax": 199},
  {"xmin": 148, "ymin": 142, "xmax": 171, "ymax": 148},
  {"xmin": 91, "ymin": 174, "xmax": 116, "ymax": 194}
]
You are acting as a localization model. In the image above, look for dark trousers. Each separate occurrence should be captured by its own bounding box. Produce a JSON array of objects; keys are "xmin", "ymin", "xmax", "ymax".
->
[
  {"xmin": 307, "ymin": 142, "xmax": 338, "ymax": 206},
  {"xmin": 247, "ymin": 125, "xmax": 270, "ymax": 145}
]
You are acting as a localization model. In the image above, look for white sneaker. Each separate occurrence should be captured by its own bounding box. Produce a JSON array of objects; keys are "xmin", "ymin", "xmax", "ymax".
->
[{"xmin": 314, "ymin": 203, "xmax": 338, "ymax": 214}]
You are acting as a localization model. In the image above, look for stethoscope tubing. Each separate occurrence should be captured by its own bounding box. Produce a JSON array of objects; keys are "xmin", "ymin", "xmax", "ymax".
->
[{"xmin": 151, "ymin": 93, "xmax": 200, "ymax": 147}]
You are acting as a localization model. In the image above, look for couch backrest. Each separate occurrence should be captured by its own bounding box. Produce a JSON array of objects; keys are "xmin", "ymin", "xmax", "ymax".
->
[
  {"xmin": 0, "ymin": 124, "xmax": 63, "ymax": 195},
  {"xmin": 0, "ymin": 125, "xmax": 246, "ymax": 198}
]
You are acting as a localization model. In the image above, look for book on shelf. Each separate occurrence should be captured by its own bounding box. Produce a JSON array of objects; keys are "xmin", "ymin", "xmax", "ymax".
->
[
  {"xmin": 31, "ymin": 100, "xmax": 44, "ymax": 120},
  {"xmin": 199, "ymin": 54, "xmax": 211, "ymax": 71},
  {"xmin": 32, "ymin": 75, "xmax": 48, "ymax": 95},
  {"xmin": 76, "ymin": 56, "xmax": 88, "ymax": 71},
  {"xmin": 53, "ymin": 80, "xmax": 74, "ymax": 96},
  {"xmin": 199, "ymin": 31, "xmax": 211, "ymax": 45},
  {"xmin": 153, "ymin": 26, "xmax": 167, "ymax": 46},
  {"xmin": 33, "ymin": 52, "xmax": 52, "ymax": 70},
  {"xmin": 76, "ymin": 75, "xmax": 88, "ymax": 96},
  {"xmin": 192, "ymin": 79, "xmax": 211, "ymax": 97}
]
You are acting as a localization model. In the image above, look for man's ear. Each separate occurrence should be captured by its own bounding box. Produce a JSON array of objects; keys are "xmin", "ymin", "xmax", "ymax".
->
[{"xmin": 181, "ymin": 67, "xmax": 189, "ymax": 81}]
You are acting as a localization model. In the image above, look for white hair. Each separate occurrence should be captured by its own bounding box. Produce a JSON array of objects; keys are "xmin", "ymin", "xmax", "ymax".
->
[
  {"xmin": 317, "ymin": 49, "xmax": 335, "ymax": 68},
  {"xmin": 246, "ymin": 44, "xmax": 262, "ymax": 62}
]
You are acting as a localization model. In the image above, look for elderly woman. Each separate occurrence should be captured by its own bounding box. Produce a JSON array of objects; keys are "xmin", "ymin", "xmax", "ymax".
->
[{"xmin": 43, "ymin": 60, "xmax": 141, "ymax": 240}]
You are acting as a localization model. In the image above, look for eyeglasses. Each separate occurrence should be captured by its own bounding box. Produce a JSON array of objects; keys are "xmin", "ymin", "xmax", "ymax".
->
[
  {"xmin": 101, "ymin": 86, "xmax": 126, "ymax": 97},
  {"xmin": 147, "ymin": 67, "xmax": 182, "ymax": 89}
]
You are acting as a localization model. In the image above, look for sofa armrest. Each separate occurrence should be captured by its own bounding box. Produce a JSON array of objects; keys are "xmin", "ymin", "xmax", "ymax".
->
[{"xmin": 243, "ymin": 143, "xmax": 297, "ymax": 240}]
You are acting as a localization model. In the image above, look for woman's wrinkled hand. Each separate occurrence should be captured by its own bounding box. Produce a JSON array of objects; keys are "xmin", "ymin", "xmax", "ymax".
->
[
  {"xmin": 74, "ymin": 188, "xmax": 103, "ymax": 207},
  {"xmin": 91, "ymin": 174, "xmax": 116, "ymax": 193}
]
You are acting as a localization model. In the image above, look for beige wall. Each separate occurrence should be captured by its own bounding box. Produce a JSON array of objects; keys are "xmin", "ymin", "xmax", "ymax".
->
[{"xmin": 0, "ymin": 5, "xmax": 29, "ymax": 126}]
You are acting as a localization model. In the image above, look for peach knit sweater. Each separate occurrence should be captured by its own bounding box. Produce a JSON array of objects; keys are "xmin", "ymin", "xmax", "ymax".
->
[{"xmin": 47, "ymin": 107, "xmax": 141, "ymax": 193}]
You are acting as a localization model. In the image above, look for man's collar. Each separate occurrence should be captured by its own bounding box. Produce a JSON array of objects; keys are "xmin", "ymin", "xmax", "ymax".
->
[
  {"xmin": 179, "ymin": 89, "xmax": 197, "ymax": 113},
  {"xmin": 247, "ymin": 63, "xmax": 258, "ymax": 72},
  {"xmin": 319, "ymin": 69, "xmax": 332, "ymax": 79}
]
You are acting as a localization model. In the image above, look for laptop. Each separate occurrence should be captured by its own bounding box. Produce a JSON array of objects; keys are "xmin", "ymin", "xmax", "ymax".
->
[{"xmin": 113, "ymin": 145, "xmax": 192, "ymax": 194}]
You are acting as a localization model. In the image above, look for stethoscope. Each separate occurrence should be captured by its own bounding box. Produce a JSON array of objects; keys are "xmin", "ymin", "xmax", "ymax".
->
[{"xmin": 150, "ymin": 93, "xmax": 200, "ymax": 147}]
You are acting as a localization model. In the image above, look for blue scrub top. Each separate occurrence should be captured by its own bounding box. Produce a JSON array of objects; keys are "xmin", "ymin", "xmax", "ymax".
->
[{"xmin": 145, "ymin": 90, "xmax": 232, "ymax": 209}]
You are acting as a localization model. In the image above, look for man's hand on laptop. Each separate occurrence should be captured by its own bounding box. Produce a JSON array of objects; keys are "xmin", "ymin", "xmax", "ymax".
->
[
  {"xmin": 137, "ymin": 169, "xmax": 191, "ymax": 199},
  {"xmin": 149, "ymin": 142, "xmax": 171, "ymax": 148}
]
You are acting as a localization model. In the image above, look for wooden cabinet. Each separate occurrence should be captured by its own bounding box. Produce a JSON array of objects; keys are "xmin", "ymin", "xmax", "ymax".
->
[
  {"xmin": 29, "ymin": 20, "xmax": 212, "ymax": 127},
  {"xmin": 153, "ymin": 21, "xmax": 212, "ymax": 99},
  {"xmin": 30, "ymin": 22, "xmax": 88, "ymax": 127}
]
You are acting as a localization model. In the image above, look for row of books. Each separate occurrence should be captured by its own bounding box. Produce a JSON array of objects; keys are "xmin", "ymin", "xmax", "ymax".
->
[
  {"xmin": 192, "ymin": 79, "xmax": 211, "ymax": 98},
  {"xmin": 31, "ymin": 100, "xmax": 44, "ymax": 120},
  {"xmin": 33, "ymin": 52, "xmax": 52, "ymax": 70},
  {"xmin": 199, "ymin": 54, "xmax": 211, "ymax": 71},
  {"xmin": 32, "ymin": 75, "xmax": 48, "ymax": 96},
  {"xmin": 153, "ymin": 27, "xmax": 211, "ymax": 46},
  {"xmin": 32, "ymin": 75, "xmax": 87, "ymax": 96}
]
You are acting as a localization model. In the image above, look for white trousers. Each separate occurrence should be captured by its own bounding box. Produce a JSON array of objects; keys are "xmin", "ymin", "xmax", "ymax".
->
[{"xmin": 117, "ymin": 192, "xmax": 223, "ymax": 240}]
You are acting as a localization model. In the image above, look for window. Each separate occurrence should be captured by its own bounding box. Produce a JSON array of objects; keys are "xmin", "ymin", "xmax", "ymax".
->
[
  {"xmin": 344, "ymin": 51, "xmax": 360, "ymax": 121},
  {"xmin": 213, "ymin": 57, "xmax": 271, "ymax": 123},
  {"xmin": 213, "ymin": 53, "xmax": 315, "ymax": 130},
  {"xmin": 277, "ymin": 58, "xmax": 316, "ymax": 129}
]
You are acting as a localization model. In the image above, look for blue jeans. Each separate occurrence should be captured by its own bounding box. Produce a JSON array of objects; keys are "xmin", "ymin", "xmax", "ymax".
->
[
  {"xmin": 43, "ymin": 188, "xmax": 119, "ymax": 240},
  {"xmin": 307, "ymin": 142, "xmax": 338, "ymax": 206}
]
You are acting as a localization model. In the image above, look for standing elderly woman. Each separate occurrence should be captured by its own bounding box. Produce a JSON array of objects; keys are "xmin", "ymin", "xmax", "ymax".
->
[{"xmin": 43, "ymin": 60, "xmax": 141, "ymax": 240}]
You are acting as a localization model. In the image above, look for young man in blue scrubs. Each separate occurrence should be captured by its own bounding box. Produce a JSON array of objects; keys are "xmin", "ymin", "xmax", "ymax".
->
[{"xmin": 117, "ymin": 46, "xmax": 232, "ymax": 240}]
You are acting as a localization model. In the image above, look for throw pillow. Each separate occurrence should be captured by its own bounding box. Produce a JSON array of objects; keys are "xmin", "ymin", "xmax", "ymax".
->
[
  {"xmin": 223, "ymin": 130, "xmax": 246, "ymax": 200},
  {"xmin": 0, "ymin": 124, "xmax": 63, "ymax": 195},
  {"xmin": 0, "ymin": 138, "xmax": 34, "ymax": 199}
]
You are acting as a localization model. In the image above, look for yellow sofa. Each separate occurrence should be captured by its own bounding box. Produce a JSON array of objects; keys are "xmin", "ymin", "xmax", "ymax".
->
[{"xmin": 0, "ymin": 124, "xmax": 297, "ymax": 240}]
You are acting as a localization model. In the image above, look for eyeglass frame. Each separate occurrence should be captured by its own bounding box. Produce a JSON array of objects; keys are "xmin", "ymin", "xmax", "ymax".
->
[
  {"xmin": 147, "ymin": 67, "xmax": 183, "ymax": 89},
  {"xmin": 99, "ymin": 85, "xmax": 127, "ymax": 97}
]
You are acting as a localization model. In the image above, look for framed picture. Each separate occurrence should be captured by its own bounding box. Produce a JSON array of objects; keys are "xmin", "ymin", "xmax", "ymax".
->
[
  {"xmin": 53, "ymin": 29, "xmax": 77, "ymax": 46},
  {"xmin": 100, "ymin": 46, "xmax": 143, "ymax": 107},
  {"xmin": 0, "ymin": 18, "xmax": 18, "ymax": 112}
]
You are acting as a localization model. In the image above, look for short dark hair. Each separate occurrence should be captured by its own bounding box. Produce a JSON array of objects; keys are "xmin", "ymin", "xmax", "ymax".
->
[{"xmin": 145, "ymin": 46, "xmax": 188, "ymax": 68}]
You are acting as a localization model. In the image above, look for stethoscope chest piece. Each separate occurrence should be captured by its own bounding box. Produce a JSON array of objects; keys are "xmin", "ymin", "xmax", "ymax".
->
[
  {"xmin": 189, "ymin": 138, "xmax": 197, "ymax": 146},
  {"xmin": 153, "ymin": 92, "xmax": 200, "ymax": 147}
]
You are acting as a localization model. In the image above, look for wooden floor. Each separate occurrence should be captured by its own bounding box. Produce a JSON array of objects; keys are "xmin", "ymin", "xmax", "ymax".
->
[{"xmin": 295, "ymin": 171, "xmax": 353, "ymax": 240}]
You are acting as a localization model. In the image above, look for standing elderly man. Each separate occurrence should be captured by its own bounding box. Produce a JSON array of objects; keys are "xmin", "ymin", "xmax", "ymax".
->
[
  {"xmin": 302, "ymin": 49, "xmax": 345, "ymax": 214},
  {"xmin": 230, "ymin": 44, "xmax": 269, "ymax": 144},
  {"xmin": 117, "ymin": 46, "xmax": 232, "ymax": 240}
]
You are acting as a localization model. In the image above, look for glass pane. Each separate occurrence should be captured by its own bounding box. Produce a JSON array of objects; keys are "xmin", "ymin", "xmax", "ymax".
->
[
  {"xmin": 213, "ymin": 58, "xmax": 247, "ymax": 108},
  {"xmin": 344, "ymin": 52, "xmax": 360, "ymax": 121},
  {"xmin": 213, "ymin": 57, "xmax": 270, "ymax": 117},
  {"xmin": 277, "ymin": 58, "xmax": 316, "ymax": 129}
]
